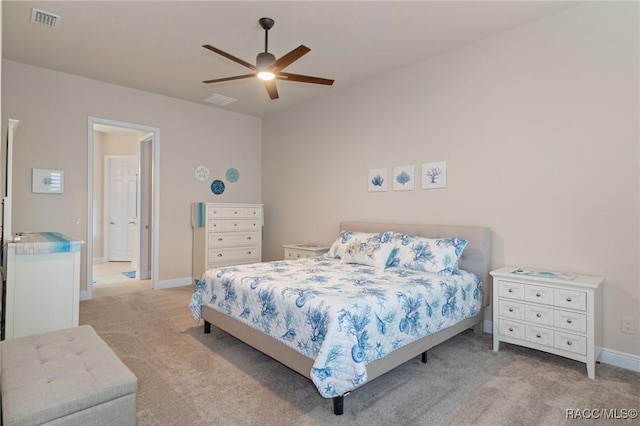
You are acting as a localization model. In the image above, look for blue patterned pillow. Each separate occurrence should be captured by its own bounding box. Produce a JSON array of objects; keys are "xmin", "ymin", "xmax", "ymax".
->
[
  {"xmin": 340, "ymin": 241, "xmax": 395, "ymax": 268},
  {"xmin": 386, "ymin": 233, "xmax": 468, "ymax": 274},
  {"xmin": 327, "ymin": 231, "xmax": 394, "ymax": 259}
]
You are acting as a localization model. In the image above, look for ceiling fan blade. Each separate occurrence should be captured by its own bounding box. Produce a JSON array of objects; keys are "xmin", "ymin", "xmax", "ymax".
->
[
  {"xmin": 264, "ymin": 80, "xmax": 279, "ymax": 100},
  {"xmin": 203, "ymin": 44, "xmax": 257, "ymax": 71},
  {"xmin": 202, "ymin": 74, "xmax": 256, "ymax": 84},
  {"xmin": 278, "ymin": 72, "xmax": 334, "ymax": 86},
  {"xmin": 271, "ymin": 45, "xmax": 310, "ymax": 72}
]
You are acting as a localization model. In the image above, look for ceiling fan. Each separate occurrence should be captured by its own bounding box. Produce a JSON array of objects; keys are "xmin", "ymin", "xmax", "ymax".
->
[{"xmin": 202, "ymin": 17, "xmax": 334, "ymax": 100}]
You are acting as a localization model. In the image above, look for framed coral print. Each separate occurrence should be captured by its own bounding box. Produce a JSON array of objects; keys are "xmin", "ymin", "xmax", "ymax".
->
[
  {"xmin": 32, "ymin": 169, "xmax": 64, "ymax": 193},
  {"xmin": 422, "ymin": 161, "xmax": 447, "ymax": 189},
  {"xmin": 393, "ymin": 165, "xmax": 414, "ymax": 191},
  {"xmin": 368, "ymin": 168, "xmax": 388, "ymax": 192}
]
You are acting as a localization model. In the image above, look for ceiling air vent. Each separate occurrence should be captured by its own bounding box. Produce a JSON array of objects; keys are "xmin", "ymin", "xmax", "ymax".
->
[
  {"xmin": 204, "ymin": 93, "xmax": 237, "ymax": 107},
  {"xmin": 31, "ymin": 8, "xmax": 60, "ymax": 28}
]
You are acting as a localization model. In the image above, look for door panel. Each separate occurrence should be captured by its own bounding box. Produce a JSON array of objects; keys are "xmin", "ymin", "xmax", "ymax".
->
[{"xmin": 109, "ymin": 157, "xmax": 138, "ymax": 261}]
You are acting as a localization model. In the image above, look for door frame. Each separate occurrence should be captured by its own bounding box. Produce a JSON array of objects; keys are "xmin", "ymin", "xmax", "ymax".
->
[{"xmin": 87, "ymin": 117, "xmax": 160, "ymax": 299}]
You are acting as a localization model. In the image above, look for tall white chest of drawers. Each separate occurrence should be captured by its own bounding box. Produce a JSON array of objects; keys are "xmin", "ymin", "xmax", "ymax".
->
[
  {"xmin": 491, "ymin": 267, "xmax": 603, "ymax": 379},
  {"xmin": 192, "ymin": 203, "xmax": 263, "ymax": 281}
]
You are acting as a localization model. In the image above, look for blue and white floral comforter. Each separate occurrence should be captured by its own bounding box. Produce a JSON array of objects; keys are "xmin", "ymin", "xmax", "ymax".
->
[{"xmin": 189, "ymin": 256, "xmax": 482, "ymax": 398}]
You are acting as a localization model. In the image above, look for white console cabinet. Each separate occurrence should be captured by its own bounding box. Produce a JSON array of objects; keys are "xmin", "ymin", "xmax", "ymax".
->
[
  {"xmin": 491, "ymin": 266, "xmax": 603, "ymax": 379},
  {"xmin": 3, "ymin": 232, "xmax": 83, "ymax": 340},
  {"xmin": 192, "ymin": 203, "xmax": 263, "ymax": 281}
]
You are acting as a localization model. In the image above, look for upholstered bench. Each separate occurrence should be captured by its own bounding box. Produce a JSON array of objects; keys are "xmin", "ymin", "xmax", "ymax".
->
[{"xmin": 1, "ymin": 325, "xmax": 137, "ymax": 426}]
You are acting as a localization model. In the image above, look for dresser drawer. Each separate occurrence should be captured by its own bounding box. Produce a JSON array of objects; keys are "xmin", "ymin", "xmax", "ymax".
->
[
  {"xmin": 208, "ymin": 246, "xmax": 260, "ymax": 265},
  {"xmin": 524, "ymin": 285, "xmax": 553, "ymax": 305},
  {"xmin": 498, "ymin": 281, "xmax": 524, "ymax": 300},
  {"xmin": 554, "ymin": 331, "xmax": 587, "ymax": 355},
  {"xmin": 554, "ymin": 288, "xmax": 586, "ymax": 311},
  {"xmin": 525, "ymin": 324, "xmax": 553, "ymax": 347},
  {"xmin": 554, "ymin": 310, "xmax": 587, "ymax": 333},
  {"xmin": 524, "ymin": 304, "xmax": 553, "ymax": 326},
  {"xmin": 285, "ymin": 249, "xmax": 312, "ymax": 260},
  {"xmin": 209, "ymin": 220, "xmax": 261, "ymax": 232},
  {"xmin": 499, "ymin": 319, "xmax": 524, "ymax": 339},
  {"xmin": 208, "ymin": 232, "xmax": 259, "ymax": 248},
  {"xmin": 498, "ymin": 300, "xmax": 524, "ymax": 320},
  {"xmin": 207, "ymin": 206, "xmax": 261, "ymax": 219}
]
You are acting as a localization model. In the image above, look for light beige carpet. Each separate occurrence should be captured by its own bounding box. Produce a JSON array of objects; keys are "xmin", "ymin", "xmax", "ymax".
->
[{"xmin": 80, "ymin": 281, "xmax": 639, "ymax": 425}]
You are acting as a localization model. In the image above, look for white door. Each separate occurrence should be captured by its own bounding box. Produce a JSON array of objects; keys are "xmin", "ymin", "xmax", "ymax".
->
[
  {"xmin": 138, "ymin": 135, "xmax": 153, "ymax": 280},
  {"xmin": 108, "ymin": 156, "xmax": 138, "ymax": 261}
]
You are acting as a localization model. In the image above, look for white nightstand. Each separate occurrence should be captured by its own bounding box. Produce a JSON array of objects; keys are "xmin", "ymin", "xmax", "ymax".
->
[
  {"xmin": 283, "ymin": 244, "xmax": 330, "ymax": 260},
  {"xmin": 491, "ymin": 266, "xmax": 603, "ymax": 379}
]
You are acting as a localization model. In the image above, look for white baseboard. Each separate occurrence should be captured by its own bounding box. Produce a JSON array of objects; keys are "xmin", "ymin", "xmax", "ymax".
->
[
  {"xmin": 598, "ymin": 347, "xmax": 640, "ymax": 373},
  {"xmin": 484, "ymin": 319, "xmax": 639, "ymax": 374},
  {"xmin": 154, "ymin": 276, "xmax": 193, "ymax": 290},
  {"xmin": 80, "ymin": 290, "xmax": 89, "ymax": 301}
]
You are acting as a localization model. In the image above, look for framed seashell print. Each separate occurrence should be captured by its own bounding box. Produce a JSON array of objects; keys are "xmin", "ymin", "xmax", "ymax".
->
[
  {"xmin": 422, "ymin": 161, "xmax": 447, "ymax": 189},
  {"xmin": 368, "ymin": 168, "xmax": 388, "ymax": 192}
]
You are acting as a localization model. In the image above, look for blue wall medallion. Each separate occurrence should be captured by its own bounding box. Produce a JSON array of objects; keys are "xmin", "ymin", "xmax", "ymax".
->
[
  {"xmin": 210, "ymin": 179, "xmax": 225, "ymax": 195},
  {"xmin": 226, "ymin": 167, "xmax": 239, "ymax": 183}
]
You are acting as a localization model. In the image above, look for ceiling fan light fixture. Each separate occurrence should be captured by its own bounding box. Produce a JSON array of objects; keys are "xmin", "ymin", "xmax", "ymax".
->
[{"xmin": 257, "ymin": 71, "xmax": 276, "ymax": 81}]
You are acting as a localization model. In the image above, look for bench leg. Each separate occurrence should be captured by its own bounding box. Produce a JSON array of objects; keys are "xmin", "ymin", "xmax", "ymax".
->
[{"xmin": 204, "ymin": 321, "xmax": 211, "ymax": 334}]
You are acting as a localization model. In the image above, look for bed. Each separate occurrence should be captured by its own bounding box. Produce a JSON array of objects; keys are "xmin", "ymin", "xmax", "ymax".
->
[{"xmin": 189, "ymin": 222, "xmax": 491, "ymax": 415}]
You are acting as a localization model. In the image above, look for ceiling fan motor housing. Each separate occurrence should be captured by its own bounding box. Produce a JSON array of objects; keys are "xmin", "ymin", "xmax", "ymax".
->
[{"xmin": 256, "ymin": 52, "xmax": 276, "ymax": 68}]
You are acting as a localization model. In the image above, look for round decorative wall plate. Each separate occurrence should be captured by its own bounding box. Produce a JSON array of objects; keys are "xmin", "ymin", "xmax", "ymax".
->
[
  {"xmin": 226, "ymin": 167, "xmax": 240, "ymax": 183},
  {"xmin": 210, "ymin": 179, "xmax": 225, "ymax": 195},
  {"xmin": 194, "ymin": 166, "xmax": 210, "ymax": 182}
]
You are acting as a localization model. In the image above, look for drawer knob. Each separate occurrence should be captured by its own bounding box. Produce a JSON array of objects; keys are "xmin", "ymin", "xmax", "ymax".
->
[
  {"xmin": 536, "ymin": 313, "xmax": 542, "ymax": 318},
  {"xmin": 508, "ymin": 327, "xmax": 514, "ymax": 332},
  {"xmin": 567, "ymin": 341, "xmax": 573, "ymax": 346},
  {"xmin": 247, "ymin": 251, "xmax": 252, "ymax": 255},
  {"xmin": 566, "ymin": 319, "xmax": 573, "ymax": 324},
  {"xmin": 536, "ymin": 333, "xmax": 541, "ymax": 338},
  {"xmin": 247, "ymin": 236, "xmax": 252, "ymax": 240},
  {"xmin": 566, "ymin": 297, "xmax": 572, "ymax": 302},
  {"xmin": 535, "ymin": 293, "xmax": 541, "ymax": 297},
  {"xmin": 217, "ymin": 254, "xmax": 223, "ymax": 257},
  {"xmin": 234, "ymin": 223, "xmax": 238, "ymax": 227},
  {"xmin": 218, "ymin": 238, "xmax": 223, "ymax": 241},
  {"xmin": 508, "ymin": 308, "xmax": 513, "ymax": 312},
  {"xmin": 508, "ymin": 289, "xmax": 513, "ymax": 293},
  {"xmin": 234, "ymin": 211, "xmax": 238, "ymax": 214}
]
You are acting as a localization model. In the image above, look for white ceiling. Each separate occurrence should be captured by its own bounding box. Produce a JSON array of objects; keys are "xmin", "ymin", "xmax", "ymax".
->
[{"xmin": 3, "ymin": 1, "xmax": 579, "ymax": 118}]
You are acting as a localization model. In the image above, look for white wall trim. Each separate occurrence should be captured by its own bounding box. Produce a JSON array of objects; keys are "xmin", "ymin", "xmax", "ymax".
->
[
  {"xmin": 485, "ymin": 320, "xmax": 639, "ymax": 374},
  {"xmin": 155, "ymin": 277, "xmax": 192, "ymax": 290},
  {"xmin": 598, "ymin": 347, "xmax": 640, "ymax": 373}
]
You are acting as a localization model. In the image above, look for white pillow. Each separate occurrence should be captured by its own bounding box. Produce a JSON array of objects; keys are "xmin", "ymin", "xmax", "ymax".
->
[
  {"xmin": 386, "ymin": 233, "xmax": 468, "ymax": 274},
  {"xmin": 327, "ymin": 231, "xmax": 376, "ymax": 259},
  {"xmin": 340, "ymin": 241, "xmax": 395, "ymax": 269}
]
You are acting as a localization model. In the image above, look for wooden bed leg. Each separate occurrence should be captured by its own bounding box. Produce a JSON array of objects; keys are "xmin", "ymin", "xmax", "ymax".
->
[
  {"xmin": 421, "ymin": 351, "xmax": 428, "ymax": 363},
  {"xmin": 204, "ymin": 321, "xmax": 211, "ymax": 334},
  {"xmin": 333, "ymin": 395, "xmax": 344, "ymax": 415}
]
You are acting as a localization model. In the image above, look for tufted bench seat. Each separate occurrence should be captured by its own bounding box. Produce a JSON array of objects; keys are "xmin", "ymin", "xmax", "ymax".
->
[{"xmin": 1, "ymin": 325, "xmax": 137, "ymax": 426}]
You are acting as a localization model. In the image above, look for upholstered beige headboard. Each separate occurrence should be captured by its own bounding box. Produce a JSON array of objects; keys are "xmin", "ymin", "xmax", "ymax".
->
[{"xmin": 340, "ymin": 222, "xmax": 492, "ymax": 306}]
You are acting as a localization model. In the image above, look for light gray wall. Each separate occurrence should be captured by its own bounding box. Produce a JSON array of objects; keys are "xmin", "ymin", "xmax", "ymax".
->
[
  {"xmin": 2, "ymin": 60, "xmax": 262, "ymax": 288},
  {"xmin": 262, "ymin": 3, "xmax": 639, "ymax": 356}
]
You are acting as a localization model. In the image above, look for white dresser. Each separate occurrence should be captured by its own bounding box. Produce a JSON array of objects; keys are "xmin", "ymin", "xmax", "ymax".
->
[
  {"xmin": 491, "ymin": 266, "xmax": 603, "ymax": 379},
  {"xmin": 283, "ymin": 244, "xmax": 330, "ymax": 260},
  {"xmin": 192, "ymin": 202, "xmax": 263, "ymax": 281},
  {"xmin": 3, "ymin": 232, "xmax": 83, "ymax": 340}
]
